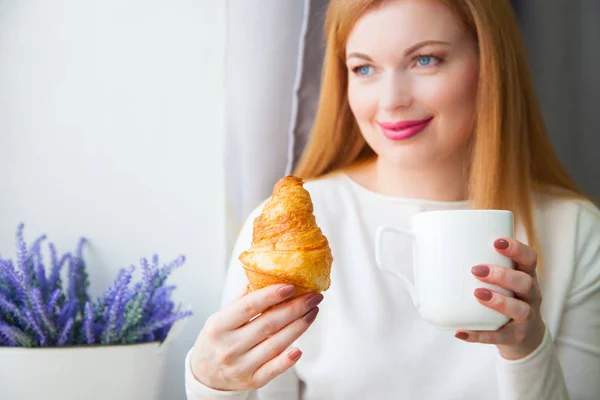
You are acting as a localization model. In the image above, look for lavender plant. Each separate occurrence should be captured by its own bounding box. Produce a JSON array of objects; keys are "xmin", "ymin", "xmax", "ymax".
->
[{"xmin": 0, "ymin": 224, "xmax": 192, "ymax": 347}]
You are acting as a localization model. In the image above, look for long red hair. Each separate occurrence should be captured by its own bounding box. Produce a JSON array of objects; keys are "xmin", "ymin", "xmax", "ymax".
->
[{"xmin": 294, "ymin": 0, "xmax": 586, "ymax": 259}]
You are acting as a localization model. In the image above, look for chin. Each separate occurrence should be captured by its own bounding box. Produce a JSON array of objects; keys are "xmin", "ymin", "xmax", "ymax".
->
[{"xmin": 376, "ymin": 150, "xmax": 440, "ymax": 170}]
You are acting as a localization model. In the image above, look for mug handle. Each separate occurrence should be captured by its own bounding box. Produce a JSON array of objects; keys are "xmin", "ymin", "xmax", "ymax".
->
[{"xmin": 375, "ymin": 226, "xmax": 419, "ymax": 307}]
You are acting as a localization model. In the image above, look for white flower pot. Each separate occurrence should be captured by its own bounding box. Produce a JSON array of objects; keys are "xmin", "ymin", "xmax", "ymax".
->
[{"xmin": 0, "ymin": 321, "xmax": 185, "ymax": 400}]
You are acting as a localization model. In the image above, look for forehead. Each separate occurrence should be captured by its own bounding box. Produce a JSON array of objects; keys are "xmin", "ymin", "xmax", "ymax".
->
[{"xmin": 346, "ymin": 0, "xmax": 466, "ymax": 53}]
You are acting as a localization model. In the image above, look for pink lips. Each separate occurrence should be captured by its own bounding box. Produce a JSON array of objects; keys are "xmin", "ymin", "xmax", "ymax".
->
[{"xmin": 378, "ymin": 117, "xmax": 433, "ymax": 141}]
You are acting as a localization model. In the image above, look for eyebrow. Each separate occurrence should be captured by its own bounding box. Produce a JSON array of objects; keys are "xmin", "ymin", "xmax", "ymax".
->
[
  {"xmin": 404, "ymin": 40, "xmax": 451, "ymax": 56},
  {"xmin": 346, "ymin": 40, "xmax": 452, "ymax": 62}
]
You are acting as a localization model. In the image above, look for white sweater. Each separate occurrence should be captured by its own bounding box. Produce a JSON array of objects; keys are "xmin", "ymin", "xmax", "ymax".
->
[{"xmin": 186, "ymin": 173, "xmax": 600, "ymax": 400}]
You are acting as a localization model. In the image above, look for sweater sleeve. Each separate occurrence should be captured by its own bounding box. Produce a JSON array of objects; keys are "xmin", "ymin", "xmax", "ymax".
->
[
  {"xmin": 185, "ymin": 201, "xmax": 302, "ymax": 400},
  {"xmin": 496, "ymin": 201, "xmax": 600, "ymax": 400},
  {"xmin": 496, "ymin": 327, "xmax": 569, "ymax": 400}
]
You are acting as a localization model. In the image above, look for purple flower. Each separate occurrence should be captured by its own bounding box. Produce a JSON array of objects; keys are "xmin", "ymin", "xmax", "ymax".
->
[
  {"xmin": 34, "ymin": 251, "xmax": 48, "ymax": 298},
  {"xmin": 156, "ymin": 255, "xmax": 186, "ymax": 287},
  {"xmin": 128, "ymin": 310, "xmax": 192, "ymax": 343},
  {"xmin": 97, "ymin": 267, "xmax": 128, "ymax": 319},
  {"xmin": 1, "ymin": 224, "xmax": 192, "ymax": 348},
  {"xmin": 47, "ymin": 244, "xmax": 69, "ymax": 292},
  {"xmin": 83, "ymin": 301, "xmax": 95, "ymax": 345},
  {"xmin": 0, "ymin": 260, "xmax": 26, "ymax": 304},
  {"xmin": 15, "ymin": 224, "xmax": 31, "ymax": 280},
  {"xmin": 75, "ymin": 238, "xmax": 87, "ymax": 261},
  {"xmin": 67, "ymin": 251, "xmax": 89, "ymax": 307},
  {"xmin": 57, "ymin": 317, "xmax": 74, "ymax": 346},
  {"xmin": 18, "ymin": 233, "xmax": 49, "ymax": 299},
  {"xmin": 101, "ymin": 266, "xmax": 133, "ymax": 344},
  {"xmin": 30, "ymin": 287, "xmax": 56, "ymax": 338},
  {"xmin": 46, "ymin": 289, "xmax": 62, "ymax": 315},
  {"xmin": 24, "ymin": 310, "xmax": 46, "ymax": 346},
  {"xmin": 116, "ymin": 258, "xmax": 157, "ymax": 336},
  {"xmin": 0, "ymin": 294, "xmax": 30, "ymax": 328},
  {"xmin": 58, "ymin": 299, "xmax": 77, "ymax": 330},
  {"xmin": 0, "ymin": 323, "xmax": 33, "ymax": 347}
]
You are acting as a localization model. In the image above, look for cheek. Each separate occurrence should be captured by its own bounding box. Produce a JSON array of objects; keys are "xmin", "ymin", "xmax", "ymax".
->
[
  {"xmin": 348, "ymin": 80, "xmax": 377, "ymax": 124},
  {"xmin": 424, "ymin": 62, "xmax": 479, "ymax": 133},
  {"xmin": 449, "ymin": 68, "xmax": 478, "ymax": 118}
]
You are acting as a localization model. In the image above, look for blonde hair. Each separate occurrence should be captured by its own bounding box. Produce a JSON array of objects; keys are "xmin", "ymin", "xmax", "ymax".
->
[{"xmin": 294, "ymin": 0, "xmax": 586, "ymax": 258}]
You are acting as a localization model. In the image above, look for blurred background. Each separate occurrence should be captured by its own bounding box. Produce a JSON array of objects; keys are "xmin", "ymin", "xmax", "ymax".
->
[{"xmin": 0, "ymin": 0, "xmax": 597, "ymax": 398}]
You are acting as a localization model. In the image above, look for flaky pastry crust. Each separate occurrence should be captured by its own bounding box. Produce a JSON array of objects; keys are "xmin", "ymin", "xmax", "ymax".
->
[{"xmin": 239, "ymin": 176, "xmax": 333, "ymax": 296}]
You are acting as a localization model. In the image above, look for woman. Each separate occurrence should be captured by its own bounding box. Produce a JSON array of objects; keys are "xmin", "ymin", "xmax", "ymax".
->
[{"xmin": 186, "ymin": 0, "xmax": 600, "ymax": 399}]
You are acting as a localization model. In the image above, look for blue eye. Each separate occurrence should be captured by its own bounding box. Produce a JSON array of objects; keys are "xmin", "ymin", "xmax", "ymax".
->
[
  {"xmin": 417, "ymin": 55, "xmax": 438, "ymax": 67},
  {"xmin": 355, "ymin": 65, "xmax": 373, "ymax": 76}
]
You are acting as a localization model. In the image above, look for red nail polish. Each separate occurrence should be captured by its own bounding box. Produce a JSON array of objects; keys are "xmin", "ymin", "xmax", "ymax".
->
[
  {"xmin": 289, "ymin": 349, "xmax": 302, "ymax": 362},
  {"xmin": 455, "ymin": 332, "xmax": 469, "ymax": 340},
  {"xmin": 471, "ymin": 265, "xmax": 490, "ymax": 277},
  {"xmin": 303, "ymin": 307, "xmax": 319, "ymax": 323},
  {"xmin": 494, "ymin": 239, "xmax": 509, "ymax": 249},
  {"xmin": 474, "ymin": 288, "xmax": 493, "ymax": 301},
  {"xmin": 278, "ymin": 285, "xmax": 296, "ymax": 298},
  {"xmin": 306, "ymin": 293, "xmax": 324, "ymax": 308}
]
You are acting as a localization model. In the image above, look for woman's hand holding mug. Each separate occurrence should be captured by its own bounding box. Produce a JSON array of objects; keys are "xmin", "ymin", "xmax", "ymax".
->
[
  {"xmin": 376, "ymin": 209, "xmax": 546, "ymax": 360},
  {"xmin": 190, "ymin": 284, "xmax": 322, "ymax": 391},
  {"xmin": 456, "ymin": 238, "xmax": 546, "ymax": 360}
]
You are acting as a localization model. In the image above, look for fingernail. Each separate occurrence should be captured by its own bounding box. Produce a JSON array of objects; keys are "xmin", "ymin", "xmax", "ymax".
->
[
  {"xmin": 455, "ymin": 332, "xmax": 469, "ymax": 340},
  {"xmin": 303, "ymin": 307, "xmax": 319, "ymax": 323},
  {"xmin": 306, "ymin": 293, "xmax": 324, "ymax": 308},
  {"xmin": 494, "ymin": 239, "xmax": 509, "ymax": 249},
  {"xmin": 278, "ymin": 285, "xmax": 296, "ymax": 298},
  {"xmin": 471, "ymin": 265, "xmax": 490, "ymax": 278},
  {"xmin": 289, "ymin": 349, "xmax": 302, "ymax": 362},
  {"xmin": 474, "ymin": 288, "xmax": 493, "ymax": 301}
]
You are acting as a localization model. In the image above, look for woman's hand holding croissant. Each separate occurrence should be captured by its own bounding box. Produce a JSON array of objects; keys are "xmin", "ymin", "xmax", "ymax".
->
[{"xmin": 190, "ymin": 284, "xmax": 323, "ymax": 391}]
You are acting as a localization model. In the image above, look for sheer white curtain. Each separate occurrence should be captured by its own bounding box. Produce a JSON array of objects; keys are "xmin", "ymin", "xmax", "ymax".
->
[{"xmin": 224, "ymin": 0, "xmax": 328, "ymax": 228}]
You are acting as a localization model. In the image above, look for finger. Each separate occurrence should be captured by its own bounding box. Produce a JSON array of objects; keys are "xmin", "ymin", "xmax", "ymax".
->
[
  {"xmin": 471, "ymin": 264, "xmax": 539, "ymax": 300},
  {"xmin": 244, "ymin": 307, "xmax": 319, "ymax": 369},
  {"xmin": 454, "ymin": 323, "xmax": 515, "ymax": 345},
  {"xmin": 494, "ymin": 238, "xmax": 537, "ymax": 275},
  {"xmin": 473, "ymin": 288, "xmax": 533, "ymax": 323},
  {"xmin": 251, "ymin": 347, "xmax": 303, "ymax": 389},
  {"xmin": 225, "ymin": 286, "xmax": 250, "ymax": 306},
  {"xmin": 218, "ymin": 284, "xmax": 297, "ymax": 330},
  {"xmin": 233, "ymin": 292, "xmax": 323, "ymax": 353}
]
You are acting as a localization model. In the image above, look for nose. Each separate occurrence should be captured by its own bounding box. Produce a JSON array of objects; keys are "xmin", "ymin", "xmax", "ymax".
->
[{"xmin": 379, "ymin": 72, "xmax": 413, "ymax": 111}]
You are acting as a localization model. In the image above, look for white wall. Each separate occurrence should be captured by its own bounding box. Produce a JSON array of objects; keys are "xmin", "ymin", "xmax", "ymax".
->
[{"xmin": 0, "ymin": 1, "xmax": 227, "ymax": 398}]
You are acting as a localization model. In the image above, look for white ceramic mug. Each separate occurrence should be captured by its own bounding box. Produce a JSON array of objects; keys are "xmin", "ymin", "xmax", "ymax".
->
[{"xmin": 375, "ymin": 209, "xmax": 515, "ymax": 331}]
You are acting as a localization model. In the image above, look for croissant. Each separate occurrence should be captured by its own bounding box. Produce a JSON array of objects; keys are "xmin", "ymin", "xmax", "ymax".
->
[{"xmin": 239, "ymin": 176, "xmax": 333, "ymax": 297}]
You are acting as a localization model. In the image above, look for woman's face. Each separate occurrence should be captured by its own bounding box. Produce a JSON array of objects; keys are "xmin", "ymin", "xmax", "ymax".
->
[{"xmin": 346, "ymin": 0, "xmax": 479, "ymax": 170}]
